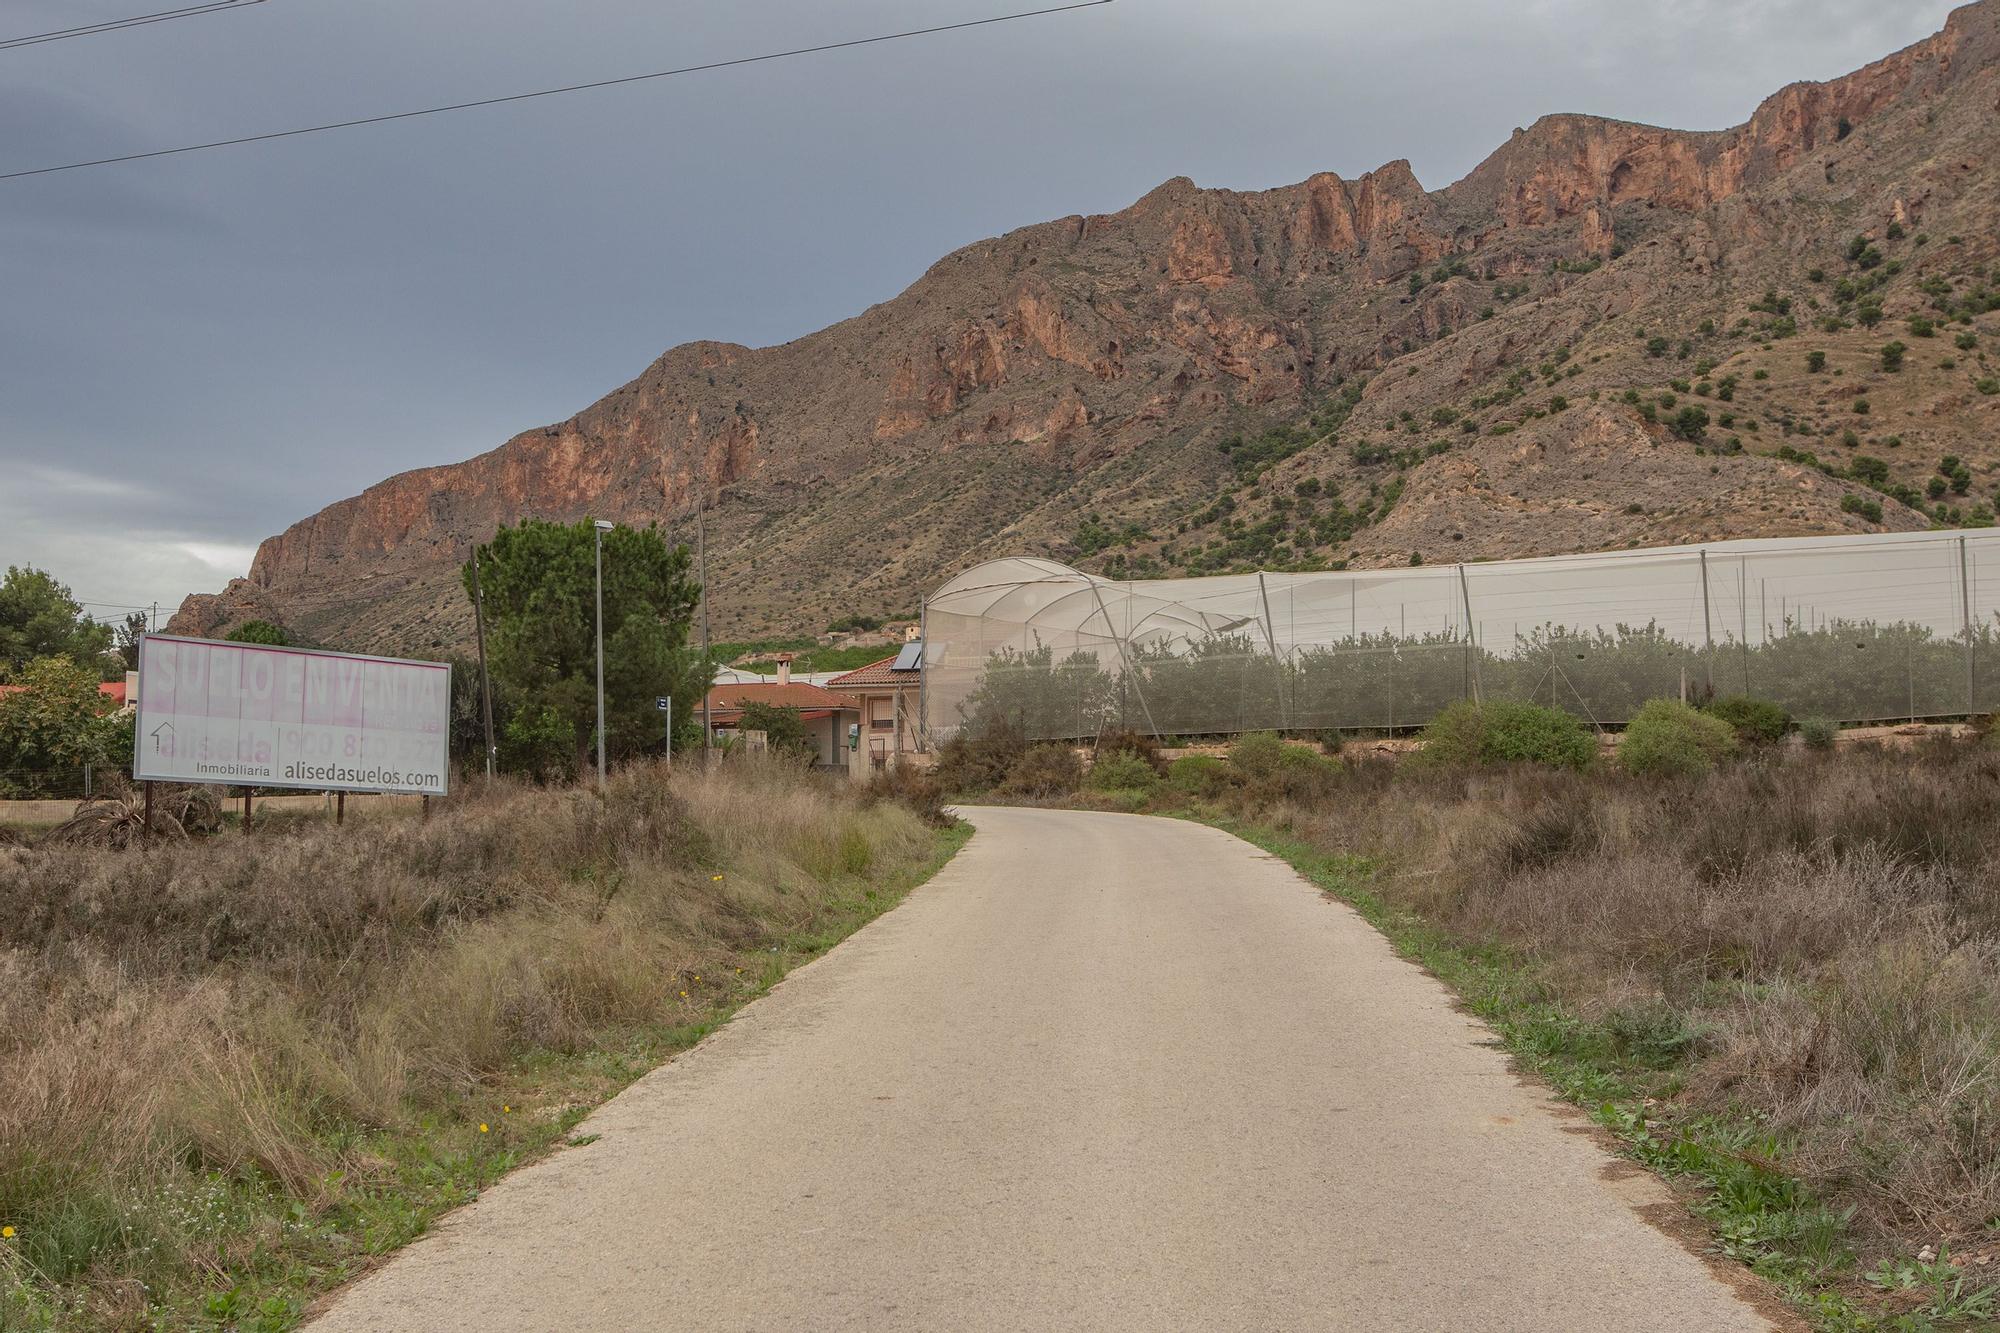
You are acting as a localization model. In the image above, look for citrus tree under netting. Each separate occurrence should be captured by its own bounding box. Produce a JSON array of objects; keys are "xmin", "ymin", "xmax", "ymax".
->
[{"xmin": 919, "ymin": 533, "xmax": 2000, "ymax": 741}]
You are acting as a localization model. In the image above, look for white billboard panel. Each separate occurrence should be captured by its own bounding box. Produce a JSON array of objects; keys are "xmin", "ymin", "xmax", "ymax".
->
[{"xmin": 134, "ymin": 635, "xmax": 450, "ymax": 795}]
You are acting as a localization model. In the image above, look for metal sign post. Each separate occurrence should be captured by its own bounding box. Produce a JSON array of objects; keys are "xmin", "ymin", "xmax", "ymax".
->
[{"xmin": 657, "ymin": 695, "xmax": 673, "ymax": 767}]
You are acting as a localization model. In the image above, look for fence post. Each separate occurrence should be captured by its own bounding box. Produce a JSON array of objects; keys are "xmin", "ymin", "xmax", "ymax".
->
[
  {"xmin": 1698, "ymin": 549, "xmax": 1715, "ymax": 696},
  {"xmin": 1960, "ymin": 535, "xmax": 1975, "ymax": 714},
  {"xmin": 1738, "ymin": 559, "xmax": 1751, "ymax": 695},
  {"xmin": 1457, "ymin": 564, "xmax": 1482, "ymax": 705},
  {"xmin": 1256, "ymin": 572, "xmax": 1290, "ymax": 732},
  {"xmin": 1388, "ymin": 641, "xmax": 1397, "ymax": 734},
  {"xmin": 916, "ymin": 598, "xmax": 930, "ymax": 753}
]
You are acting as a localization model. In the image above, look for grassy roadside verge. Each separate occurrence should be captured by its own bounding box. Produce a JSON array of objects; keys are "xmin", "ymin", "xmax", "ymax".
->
[
  {"xmin": 1, "ymin": 762, "xmax": 967, "ymax": 1332},
  {"xmin": 1204, "ymin": 815, "xmax": 1998, "ymax": 1333}
]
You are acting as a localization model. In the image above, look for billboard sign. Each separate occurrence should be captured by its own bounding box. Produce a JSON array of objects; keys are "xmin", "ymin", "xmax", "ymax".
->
[{"xmin": 134, "ymin": 635, "xmax": 450, "ymax": 795}]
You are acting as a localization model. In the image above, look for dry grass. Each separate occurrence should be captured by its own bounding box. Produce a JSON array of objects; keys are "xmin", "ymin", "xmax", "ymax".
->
[
  {"xmin": 1229, "ymin": 741, "xmax": 2000, "ymax": 1253},
  {"xmin": 0, "ymin": 757, "xmax": 939, "ymax": 1328}
]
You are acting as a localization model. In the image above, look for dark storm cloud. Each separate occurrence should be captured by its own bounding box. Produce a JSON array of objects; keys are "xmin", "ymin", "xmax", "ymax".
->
[{"xmin": 0, "ymin": 0, "xmax": 1966, "ymax": 615}]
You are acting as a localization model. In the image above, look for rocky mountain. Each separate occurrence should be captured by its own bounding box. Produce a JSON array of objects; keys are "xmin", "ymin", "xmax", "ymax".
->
[{"xmin": 173, "ymin": 2, "xmax": 2000, "ymax": 652}]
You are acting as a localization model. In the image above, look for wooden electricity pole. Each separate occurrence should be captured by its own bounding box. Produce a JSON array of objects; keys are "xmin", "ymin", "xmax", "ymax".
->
[
  {"xmin": 471, "ymin": 546, "xmax": 497, "ymax": 781},
  {"xmin": 697, "ymin": 492, "xmax": 713, "ymax": 758}
]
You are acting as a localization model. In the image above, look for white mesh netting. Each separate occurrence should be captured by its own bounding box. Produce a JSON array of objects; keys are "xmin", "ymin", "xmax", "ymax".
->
[{"xmin": 920, "ymin": 530, "xmax": 2000, "ymax": 741}]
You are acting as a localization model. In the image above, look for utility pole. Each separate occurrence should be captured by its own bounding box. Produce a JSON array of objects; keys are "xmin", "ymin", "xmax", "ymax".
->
[
  {"xmin": 471, "ymin": 546, "xmax": 497, "ymax": 781},
  {"xmin": 594, "ymin": 519, "xmax": 613, "ymax": 790},
  {"xmin": 697, "ymin": 494, "xmax": 713, "ymax": 758}
]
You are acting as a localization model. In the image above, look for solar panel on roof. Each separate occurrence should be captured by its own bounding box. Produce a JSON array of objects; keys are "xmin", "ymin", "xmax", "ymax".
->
[{"xmin": 892, "ymin": 641, "xmax": 923, "ymax": 672}]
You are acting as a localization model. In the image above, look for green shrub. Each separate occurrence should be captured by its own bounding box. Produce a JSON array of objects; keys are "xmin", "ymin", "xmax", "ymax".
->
[
  {"xmin": 1704, "ymin": 696, "xmax": 1791, "ymax": 745},
  {"xmin": 1412, "ymin": 700, "xmax": 1595, "ymax": 771},
  {"xmin": 1262, "ymin": 744, "xmax": 1341, "ymax": 801},
  {"xmin": 1619, "ymin": 699, "xmax": 1738, "ymax": 777},
  {"xmin": 1799, "ymin": 717, "xmax": 1838, "ymax": 749},
  {"xmin": 1228, "ymin": 731, "xmax": 1289, "ymax": 777},
  {"xmin": 999, "ymin": 744, "xmax": 1083, "ymax": 798},
  {"xmin": 1482, "ymin": 701, "xmax": 1597, "ymax": 768},
  {"xmin": 1086, "ymin": 752, "xmax": 1160, "ymax": 794},
  {"xmin": 1410, "ymin": 700, "xmax": 1487, "ymax": 769},
  {"xmin": 1094, "ymin": 726, "xmax": 1166, "ymax": 774},
  {"xmin": 1167, "ymin": 754, "xmax": 1234, "ymax": 800},
  {"xmin": 933, "ymin": 717, "xmax": 1027, "ymax": 794}
]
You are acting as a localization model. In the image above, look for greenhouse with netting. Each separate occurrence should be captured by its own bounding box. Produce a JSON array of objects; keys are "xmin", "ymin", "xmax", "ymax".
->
[{"xmin": 918, "ymin": 530, "xmax": 2000, "ymax": 742}]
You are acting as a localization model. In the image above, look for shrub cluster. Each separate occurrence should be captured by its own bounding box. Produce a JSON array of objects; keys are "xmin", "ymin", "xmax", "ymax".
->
[
  {"xmin": 1702, "ymin": 695, "xmax": 1791, "ymax": 745},
  {"xmin": 1000, "ymin": 744, "xmax": 1084, "ymax": 798},
  {"xmin": 1409, "ymin": 700, "xmax": 1596, "ymax": 771},
  {"xmin": 1617, "ymin": 698, "xmax": 1738, "ymax": 776},
  {"xmin": 1085, "ymin": 752, "xmax": 1160, "ymax": 795}
]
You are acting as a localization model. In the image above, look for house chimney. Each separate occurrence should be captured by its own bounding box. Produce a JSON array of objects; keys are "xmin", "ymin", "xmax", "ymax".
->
[{"xmin": 775, "ymin": 653, "xmax": 793, "ymax": 686}]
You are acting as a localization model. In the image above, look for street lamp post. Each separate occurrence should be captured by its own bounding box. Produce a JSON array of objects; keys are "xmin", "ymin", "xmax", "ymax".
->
[{"xmin": 594, "ymin": 519, "xmax": 614, "ymax": 790}]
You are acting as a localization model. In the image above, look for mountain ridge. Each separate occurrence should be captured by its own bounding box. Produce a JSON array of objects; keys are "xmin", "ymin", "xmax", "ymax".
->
[{"xmin": 172, "ymin": 1, "xmax": 2000, "ymax": 651}]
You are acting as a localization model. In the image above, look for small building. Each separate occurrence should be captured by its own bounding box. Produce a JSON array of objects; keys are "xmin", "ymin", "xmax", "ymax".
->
[
  {"xmin": 702, "ymin": 656, "xmax": 861, "ymax": 769},
  {"xmin": 827, "ymin": 642, "xmax": 926, "ymax": 776}
]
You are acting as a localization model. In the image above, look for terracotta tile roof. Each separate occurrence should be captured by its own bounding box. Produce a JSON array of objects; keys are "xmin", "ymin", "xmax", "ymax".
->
[
  {"xmin": 703, "ymin": 681, "xmax": 862, "ymax": 714},
  {"xmin": 827, "ymin": 655, "xmax": 919, "ymax": 689}
]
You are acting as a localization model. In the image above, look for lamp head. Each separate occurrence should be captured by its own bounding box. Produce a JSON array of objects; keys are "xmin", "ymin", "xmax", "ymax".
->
[{"xmin": 593, "ymin": 519, "xmax": 615, "ymax": 532}]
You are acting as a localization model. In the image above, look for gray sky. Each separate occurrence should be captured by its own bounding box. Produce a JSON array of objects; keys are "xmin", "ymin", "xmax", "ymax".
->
[{"xmin": 0, "ymin": 0, "xmax": 1962, "ymax": 626}]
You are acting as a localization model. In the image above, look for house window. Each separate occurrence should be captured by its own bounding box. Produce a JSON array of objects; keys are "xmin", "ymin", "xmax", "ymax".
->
[{"xmin": 870, "ymin": 696, "xmax": 895, "ymax": 730}]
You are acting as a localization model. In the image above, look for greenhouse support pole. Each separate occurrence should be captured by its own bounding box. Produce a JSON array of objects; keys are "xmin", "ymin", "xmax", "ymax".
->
[
  {"xmin": 1698, "ymin": 549, "xmax": 1715, "ymax": 695},
  {"xmin": 1086, "ymin": 578, "xmax": 1160, "ymax": 738},
  {"xmin": 1738, "ymin": 559, "xmax": 1750, "ymax": 695},
  {"xmin": 1457, "ymin": 564, "xmax": 1482, "ymax": 704},
  {"xmin": 1257, "ymin": 573, "xmax": 1290, "ymax": 731},
  {"xmin": 917, "ymin": 599, "xmax": 929, "ymax": 752},
  {"xmin": 1960, "ymin": 535, "xmax": 1975, "ymax": 714}
]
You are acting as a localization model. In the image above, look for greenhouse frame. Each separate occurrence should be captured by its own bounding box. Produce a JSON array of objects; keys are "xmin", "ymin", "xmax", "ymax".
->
[{"xmin": 918, "ymin": 529, "xmax": 2000, "ymax": 742}]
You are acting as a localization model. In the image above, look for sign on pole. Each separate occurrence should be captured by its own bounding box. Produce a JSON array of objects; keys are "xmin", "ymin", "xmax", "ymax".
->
[{"xmin": 134, "ymin": 635, "xmax": 450, "ymax": 796}]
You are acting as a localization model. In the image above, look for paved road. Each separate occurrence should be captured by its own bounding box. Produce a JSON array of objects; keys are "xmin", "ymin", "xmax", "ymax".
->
[{"xmin": 312, "ymin": 806, "xmax": 1779, "ymax": 1332}]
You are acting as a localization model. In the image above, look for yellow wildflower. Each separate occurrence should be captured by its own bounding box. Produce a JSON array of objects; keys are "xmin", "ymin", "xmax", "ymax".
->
[
  {"xmin": 478, "ymin": 1123, "xmax": 489, "ymax": 1134},
  {"xmin": 1, "ymin": 1226, "xmax": 14, "ymax": 1239}
]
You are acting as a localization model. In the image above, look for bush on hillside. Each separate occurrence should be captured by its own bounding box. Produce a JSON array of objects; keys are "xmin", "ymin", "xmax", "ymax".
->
[
  {"xmin": 1167, "ymin": 754, "xmax": 1235, "ymax": 800},
  {"xmin": 1086, "ymin": 752, "xmax": 1159, "ymax": 794},
  {"xmin": 1227, "ymin": 731, "xmax": 1289, "ymax": 777},
  {"xmin": 1799, "ymin": 716, "xmax": 1839, "ymax": 750},
  {"xmin": 1704, "ymin": 695, "xmax": 1791, "ymax": 746},
  {"xmin": 1410, "ymin": 700, "xmax": 1595, "ymax": 771},
  {"xmin": 1619, "ymin": 698, "xmax": 1738, "ymax": 777},
  {"xmin": 999, "ymin": 745, "xmax": 1084, "ymax": 798}
]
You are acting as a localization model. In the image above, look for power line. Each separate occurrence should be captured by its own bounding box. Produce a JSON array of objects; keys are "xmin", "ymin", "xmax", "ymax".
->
[
  {"xmin": 1, "ymin": 0, "xmax": 1114, "ymax": 182},
  {"xmin": 1, "ymin": 1, "xmax": 266, "ymax": 52}
]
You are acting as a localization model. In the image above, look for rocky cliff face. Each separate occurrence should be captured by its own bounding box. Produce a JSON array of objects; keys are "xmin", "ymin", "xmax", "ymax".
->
[{"xmin": 174, "ymin": 1, "xmax": 2000, "ymax": 652}]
